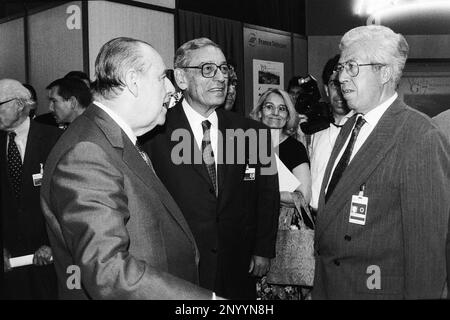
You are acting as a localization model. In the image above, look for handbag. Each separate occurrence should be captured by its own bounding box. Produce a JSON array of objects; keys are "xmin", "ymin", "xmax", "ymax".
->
[{"xmin": 266, "ymin": 191, "xmax": 315, "ymax": 287}]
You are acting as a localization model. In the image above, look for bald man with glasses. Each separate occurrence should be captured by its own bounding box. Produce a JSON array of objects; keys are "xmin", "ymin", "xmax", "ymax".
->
[{"xmin": 142, "ymin": 38, "xmax": 279, "ymax": 300}]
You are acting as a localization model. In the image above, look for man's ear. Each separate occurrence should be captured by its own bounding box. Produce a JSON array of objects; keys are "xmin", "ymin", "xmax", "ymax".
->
[
  {"xmin": 69, "ymin": 96, "xmax": 78, "ymax": 109},
  {"xmin": 380, "ymin": 65, "xmax": 393, "ymax": 85},
  {"xmin": 174, "ymin": 68, "xmax": 188, "ymax": 90},
  {"xmin": 124, "ymin": 69, "xmax": 139, "ymax": 97}
]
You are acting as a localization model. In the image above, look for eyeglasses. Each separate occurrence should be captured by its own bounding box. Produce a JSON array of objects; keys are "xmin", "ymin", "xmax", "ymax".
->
[
  {"xmin": 262, "ymin": 103, "xmax": 288, "ymax": 115},
  {"xmin": 0, "ymin": 98, "xmax": 17, "ymax": 106},
  {"xmin": 335, "ymin": 60, "xmax": 386, "ymax": 77},
  {"xmin": 181, "ymin": 63, "xmax": 231, "ymax": 78}
]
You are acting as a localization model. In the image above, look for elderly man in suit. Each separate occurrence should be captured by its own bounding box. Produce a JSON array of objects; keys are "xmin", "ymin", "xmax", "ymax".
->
[
  {"xmin": 142, "ymin": 38, "xmax": 279, "ymax": 300},
  {"xmin": 313, "ymin": 25, "xmax": 450, "ymax": 299},
  {"xmin": 40, "ymin": 37, "xmax": 216, "ymax": 299},
  {"xmin": 1, "ymin": 79, "xmax": 61, "ymax": 299}
]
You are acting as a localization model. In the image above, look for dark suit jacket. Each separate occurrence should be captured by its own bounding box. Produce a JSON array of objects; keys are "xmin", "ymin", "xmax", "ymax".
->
[
  {"xmin": 313, "ymin": 98, "xmax": 450, "ymax": 299},
  {"xmin": 40, "ymin": 104, "xmax": 213, "ymax": 299},
  {"xmin": 142, "ymin": 103, "xmax": 279, "ymax": 299},
  {"xmin": 1, "ymin": 120, "xmax": 61, "ymax": 299}
]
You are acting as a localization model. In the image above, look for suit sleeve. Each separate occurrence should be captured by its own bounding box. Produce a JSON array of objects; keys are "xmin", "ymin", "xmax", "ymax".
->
[
  {"xmin": 253, "ymin": 126, "xmax": 280, "ymax": 258},
  {"xmin": 49, "ymin": 142, "xmax": 212, "ymax": 299},
  {"xmin": 401, "ymin": 128, "xmax": 450, "ymax": 299}
]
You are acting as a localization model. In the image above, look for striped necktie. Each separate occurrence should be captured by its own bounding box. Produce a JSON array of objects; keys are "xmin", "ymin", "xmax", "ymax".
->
[{"xmin": 201, "ymin": 120, "xmax": 217, "ymax": 196}]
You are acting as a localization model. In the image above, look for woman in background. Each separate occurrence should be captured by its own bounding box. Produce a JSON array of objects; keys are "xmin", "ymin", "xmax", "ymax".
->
[{"xmin": 250, "ymin": 88, "xmax": 312, "ymax": 300}]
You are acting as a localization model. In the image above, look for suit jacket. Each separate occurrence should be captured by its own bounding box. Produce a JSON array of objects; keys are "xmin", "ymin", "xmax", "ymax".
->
[
  {"xmin": 313, "ymin": 98, "xmax": 450, "ymax": 299},
  {"xmin": 142, "ymin": 103, "xmax": 279, "ymax": 299},
  {"xmin": 40, "ymin": 104, "xmax": 212, "ymax": 300},
  {"xmin": 1, "ymin": 120, "xmax": 61, "ymax": 299}
]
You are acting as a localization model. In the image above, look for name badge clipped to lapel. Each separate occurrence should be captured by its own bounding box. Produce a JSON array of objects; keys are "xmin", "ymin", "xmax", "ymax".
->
[
  {"xmin": 244, "ymin": 165, "xmax": 256, "ymax": 181},
  {"xmin": 32, "ymin": 163, "xmax": 43, "ymax": 187},
  {"xmin": 349, "ymin": 184, "xmax": 368, "ymax": 225}
]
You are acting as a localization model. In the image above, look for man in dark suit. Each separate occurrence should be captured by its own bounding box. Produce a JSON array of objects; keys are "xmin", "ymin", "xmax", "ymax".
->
[
  {"xmin": 313, "ymin": 25, "xmax": 450, "ymax": 299},
  {"xmin": 142, "ymin": 38, "xmax": 279, "ymax": 300},
  {"xmin": 1, "ymin": 79, "xmax": 61, "ymax": 299},
  {"xmin": 40, "ymin": 37, "xmax": 215, "ymax": 299}
]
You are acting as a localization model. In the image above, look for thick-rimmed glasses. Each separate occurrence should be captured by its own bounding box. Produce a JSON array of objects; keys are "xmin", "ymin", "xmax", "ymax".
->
[
  {"xmin": 0, "ymin": 98, "xmax": 17, "ymax": 106},
  {"xmin": 335, "ymin": 60, "xmax": 386, "ymax": 77},
  {"xmin": 181, "ymin": 63, "xmax": 231, "ymax": 78}
]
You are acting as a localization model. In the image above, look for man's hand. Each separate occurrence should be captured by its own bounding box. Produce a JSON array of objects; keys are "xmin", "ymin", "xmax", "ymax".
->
[
  {"xmin": 3, "ymin": 248, "xmax": 11, "ymax": 272},
  {"xmin": 33, "ymin": 246, "xmax": 53, "ymax": 266},
  {"xmin": 248, "ymin": 255, "xmax": 270, "ymax": 277}
]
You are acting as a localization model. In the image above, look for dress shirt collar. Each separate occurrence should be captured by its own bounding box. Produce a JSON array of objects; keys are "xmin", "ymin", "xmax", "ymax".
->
[
  {"xmin": 12, "ymin": 116, "xmax": 30, "ymax": 138},
  {"xmin": 93, "ymin": 101, "xmax": 137, "ymax": 145},
  {"xmin": 362, "ymin": 92, "xmax": 398, "ymax": 127},
  {"xmin": 182, "ymin": 99, "xmax": 218, "ymax": 129}
]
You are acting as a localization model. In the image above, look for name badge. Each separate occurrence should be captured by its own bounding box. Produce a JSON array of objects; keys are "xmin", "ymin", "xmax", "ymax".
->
[
  {"xmin": 244, "ymin": 165, "xmax": 255, "ymax": 181},
  {"xmin": 349, "ymin": 190, "xmax": 368, "ymax": 225},
  {"xmin": 32, "ymin": 163, "xmax": 44, "ymax": 187}
]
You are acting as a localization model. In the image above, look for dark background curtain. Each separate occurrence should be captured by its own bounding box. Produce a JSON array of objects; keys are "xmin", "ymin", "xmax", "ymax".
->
[{"xmin": 177, "ymin": 10, "xmax": 246, "ymax": 115}]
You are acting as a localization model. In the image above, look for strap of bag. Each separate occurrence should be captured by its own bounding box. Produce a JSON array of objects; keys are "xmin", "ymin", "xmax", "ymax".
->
[{"xmin": 291, "ymin": 191, "xmax": 315, "ymax": 228}]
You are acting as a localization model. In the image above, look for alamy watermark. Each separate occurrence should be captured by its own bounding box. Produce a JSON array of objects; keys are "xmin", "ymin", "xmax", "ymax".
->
[{"xmin": 169, "ymin": 128, "xmax": 278, "ymax": 176}]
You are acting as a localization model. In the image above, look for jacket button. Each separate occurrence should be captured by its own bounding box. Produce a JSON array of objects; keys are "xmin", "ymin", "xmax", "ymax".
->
[
  {"xmin": 333, "ymin": 259, "xmax": 340, "ymax": 266},
  {"xmin": 344, "ymin": 235, "xmax": 352, "ymax": 241}
]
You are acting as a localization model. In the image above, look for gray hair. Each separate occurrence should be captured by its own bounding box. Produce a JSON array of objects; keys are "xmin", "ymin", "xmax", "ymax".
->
[
  {"xmin": 339, "ymin": 25, "xmax": 409, "ymax": 86},
  {"xmin": 249, "ymin": 88, "xmax": 298, "ymax": 134},
  {"xmin": 174, "ymin": 37, "xmax": 221, "ymax": 68},
  {"xmin": 93, "ymin": 37, "xmax": 153, "ymax": 99}
]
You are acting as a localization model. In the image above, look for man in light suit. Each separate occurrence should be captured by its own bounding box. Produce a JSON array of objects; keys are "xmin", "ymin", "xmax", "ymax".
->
[
  {"xmin": 142, "ymin": 38, "xmax": 279, "ymax": 299},
  {"xmin": 40, "ymin": 37, "xmax": 215, "ymax": 299},
  {"xmin": 313, "ymin": 25, "xmax": 450, "ymax": 299},
  {"xmin": 1, "ymin": 79, "xmax": 61, "ymax": 299}
]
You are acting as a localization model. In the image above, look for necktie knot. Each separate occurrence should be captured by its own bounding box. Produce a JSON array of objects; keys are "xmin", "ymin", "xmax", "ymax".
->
[
  {"xmin": 8, "ymin": 131, "xmax": 16, "ymax": 139},
  {"xmin": 201, "ymin": 120, "xmax": 211, "ymax": 133},
  {"xmin": 354, "ymin": 115, "xmax": 366, "ymax": 132}
]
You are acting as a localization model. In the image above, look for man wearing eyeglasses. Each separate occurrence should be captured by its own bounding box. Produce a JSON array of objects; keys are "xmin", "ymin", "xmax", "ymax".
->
[
  {"xmin": 0, "ymin": 79, "xmax": 61, "ymax": 299},
  {"xmin": 142, "ymin": 37, "xmax": 279, "ymax": 300},
  {"xmin": 313, "ymin": 25, "xmax": 450, "ymax": 300}
]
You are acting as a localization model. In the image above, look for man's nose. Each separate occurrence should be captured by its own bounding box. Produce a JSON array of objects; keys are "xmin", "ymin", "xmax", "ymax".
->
[{"xmin": 213, "ymin": 67, "xmax": 226, "ymax": 82}]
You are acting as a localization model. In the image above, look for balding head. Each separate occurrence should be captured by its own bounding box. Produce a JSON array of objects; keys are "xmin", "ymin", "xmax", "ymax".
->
[{"xmin": 0, "ymin": 79, "xmax": 35, "ymax": 130}]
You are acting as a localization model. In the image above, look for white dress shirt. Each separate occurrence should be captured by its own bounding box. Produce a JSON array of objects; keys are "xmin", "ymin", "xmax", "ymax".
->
[
  {"xmin": 94, "ymin": 101, "xmax": 137, "ymax": 145},
  {"xmin": 182, "ymin": 99, "xmax": 218, "ymax": 169},
  {"xmin": 309, "ymin": 110, "xmax": 354, "ymax": 210},
  {"xmin": 7, "ymin": 116, "xmax": 30, "ymax": 162},
  {"xmin": 325, "ymin": 93, "xmax": 398, "ymax": 193}
]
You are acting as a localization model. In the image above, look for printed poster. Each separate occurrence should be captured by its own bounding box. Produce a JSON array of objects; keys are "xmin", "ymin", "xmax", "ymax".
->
[{"xmin": 253, "ymin": 59, "xmax": 284, "ymax": 105}]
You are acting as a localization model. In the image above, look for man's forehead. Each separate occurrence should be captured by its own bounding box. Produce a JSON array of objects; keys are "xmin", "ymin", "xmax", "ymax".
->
[{"xmin": 187, "ymin": 46, "xmax": 226, "ymax": 64}]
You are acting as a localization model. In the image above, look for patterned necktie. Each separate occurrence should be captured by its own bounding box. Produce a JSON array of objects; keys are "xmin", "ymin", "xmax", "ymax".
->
[
  {"xmin": 201, "ymin": 120, "xmax": 217, "ymax": 196},
  {"xmin": 7, "ymin": 131, "xmax": 23, "ymax": 199},
  {"xmin": 325, "ymin": 115, "xmax": 366, "ymax": 203}
]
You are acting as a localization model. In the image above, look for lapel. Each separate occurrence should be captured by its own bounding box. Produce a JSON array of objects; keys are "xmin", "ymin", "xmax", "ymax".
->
[
  {"xmin": 316, "ymin": 99, "xmax": 408, "ymax": 239},
  {"xmin": 87, "ymin": 105, "xmax": 197, "ymax": 245},
  {"xmin": 167, "ymin": 103, "xmax": 215, "ymax": 191}
]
